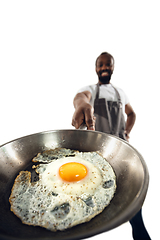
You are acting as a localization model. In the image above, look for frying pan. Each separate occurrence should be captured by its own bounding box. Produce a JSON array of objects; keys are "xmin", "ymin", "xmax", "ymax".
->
[{"xmin": 0, "ymin": 130, "xmax": 149, "ymax": 240}]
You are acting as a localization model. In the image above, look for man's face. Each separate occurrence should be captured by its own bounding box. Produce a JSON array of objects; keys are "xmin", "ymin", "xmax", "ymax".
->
[{"xmin": 96, "ymin": 54, "xmax": 114, "ymax": 84}]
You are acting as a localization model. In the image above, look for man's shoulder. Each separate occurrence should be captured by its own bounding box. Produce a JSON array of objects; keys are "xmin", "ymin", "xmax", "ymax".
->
[
  {"xmin": 113, "ymin": 85, "xmax": 129, "ymax": 104},
  {"xmin": 113, "ymin": 85, "xmax": 126, "ymax": 95},
  {"xmin": 78, "ymin": 84, "xmax": 97, "ymax": 93}
]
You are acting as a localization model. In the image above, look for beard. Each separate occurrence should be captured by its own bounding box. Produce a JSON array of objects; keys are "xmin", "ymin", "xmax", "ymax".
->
[
  {"xmin": 98, "ymin": 69, "xmax": 113, "ymax": 84},
  {"xmin": 98, "ymin": 74, "xmax": 111, "ymax": 84}
]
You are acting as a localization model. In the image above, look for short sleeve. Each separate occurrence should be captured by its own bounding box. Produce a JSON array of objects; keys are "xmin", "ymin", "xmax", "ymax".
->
[{"xmin": 77, "ymin": 85, "xmax": 97, "ymax": 106}]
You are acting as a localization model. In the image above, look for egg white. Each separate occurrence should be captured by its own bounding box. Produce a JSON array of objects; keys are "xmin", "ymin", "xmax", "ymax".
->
[{"xmin": 9, "ymin": 148, "xmax": 116, "ymax": 232}]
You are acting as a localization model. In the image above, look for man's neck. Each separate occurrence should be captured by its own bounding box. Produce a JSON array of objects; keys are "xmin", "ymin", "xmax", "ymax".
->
[{"xmin": 98, "ymin": 81, "xmax": 111, "ymax": 85}]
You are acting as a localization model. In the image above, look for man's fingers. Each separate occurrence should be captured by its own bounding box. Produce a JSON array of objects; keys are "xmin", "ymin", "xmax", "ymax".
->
[
  {"xmin": 84, "ymin": 107, "xmax": 96, "ymax": 130},
  {"xmin": 72, "ymin": 111, "xmax": 84, "ymax": 129},
  {"xmin": 72, "ymin": 117, "xmax": 83, "ymax": 129},
  {"xmin": 72, "ymin": 104, "xmax": 96, "ymax": 130}
]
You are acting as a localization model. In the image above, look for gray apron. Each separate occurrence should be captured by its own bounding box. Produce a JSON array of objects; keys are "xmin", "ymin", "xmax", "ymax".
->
[
  {"xmin": 94, "ymin": 84, "xmax": 151, "ymax": 239},
  {"xmin": 94, "ymin": 83, "xmax": 126, "ymax": 140}
]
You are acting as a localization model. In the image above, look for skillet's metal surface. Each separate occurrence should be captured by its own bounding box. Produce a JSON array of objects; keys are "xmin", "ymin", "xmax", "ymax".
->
[{"xmin": 0, "ymin": 130, "xmax": 149, "ymax": 240}]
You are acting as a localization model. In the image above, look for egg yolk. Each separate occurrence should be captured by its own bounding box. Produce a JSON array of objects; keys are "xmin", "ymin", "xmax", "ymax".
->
[{"xmin": 59, "ymin": 162, "xmax": 88, "ymax": 182}]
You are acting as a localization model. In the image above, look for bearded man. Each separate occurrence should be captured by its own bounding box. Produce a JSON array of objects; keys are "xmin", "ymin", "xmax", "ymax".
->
[{"xmin": 72, "ymin": 52, "xmax": 151, "ymax": 240}]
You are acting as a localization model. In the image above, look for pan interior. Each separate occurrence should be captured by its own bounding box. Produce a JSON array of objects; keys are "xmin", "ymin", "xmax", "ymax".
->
[{"xmin": 0, "ymin": 130, "xmax": 149, "ymax": 240}]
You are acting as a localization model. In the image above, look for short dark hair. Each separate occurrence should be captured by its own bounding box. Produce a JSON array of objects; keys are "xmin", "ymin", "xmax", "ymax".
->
[{"xmin": 95, "ymin": 52, "xmax": 114, "ymax": 66}]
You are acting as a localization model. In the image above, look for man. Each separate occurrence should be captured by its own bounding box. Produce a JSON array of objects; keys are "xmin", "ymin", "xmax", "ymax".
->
[
  {"xmin": 72, "ymin": 52, "xmax": 151, "ymax": 239},
  {"xmin": 72, "ymin": 52, "xmax": 135, "ymax": 141}
]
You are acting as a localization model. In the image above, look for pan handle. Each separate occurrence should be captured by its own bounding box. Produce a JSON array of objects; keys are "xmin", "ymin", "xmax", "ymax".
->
[{"xmin": 79, "ymin": 123, "xmax": 87, "ymax": 130}]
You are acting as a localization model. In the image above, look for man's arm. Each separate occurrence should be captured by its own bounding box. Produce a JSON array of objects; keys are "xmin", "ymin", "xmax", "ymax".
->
[
  {"xmin": 125, "ymin": 103, "xmax": 136, "ymax": 141},
  {"xmin": 72, "ymin": 91, "xmax": 95, "ymax": 130}
]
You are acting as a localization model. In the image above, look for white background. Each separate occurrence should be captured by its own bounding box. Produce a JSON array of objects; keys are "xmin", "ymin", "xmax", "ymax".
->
[{"xmin": 0, "ymin": 1, "xmax": 159, "ymax": 239}]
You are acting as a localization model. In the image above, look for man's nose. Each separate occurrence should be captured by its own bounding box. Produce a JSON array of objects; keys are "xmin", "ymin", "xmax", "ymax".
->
[{"xmin": 102, "ymin": 65, "xmax": 109, "ymax": 71}]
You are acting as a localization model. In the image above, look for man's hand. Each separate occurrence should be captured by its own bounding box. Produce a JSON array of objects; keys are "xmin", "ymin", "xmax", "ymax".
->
[
  {"xmin": 124, "ymin": 130, "xmax": 130, "ymax": 141},
  {"xmin": 72, "ymin": 91, "xmax": 96, "ymax": 130}
]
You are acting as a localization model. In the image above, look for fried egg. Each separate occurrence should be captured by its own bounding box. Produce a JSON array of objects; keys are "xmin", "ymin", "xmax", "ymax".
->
[
  {"xmin": 39, "ymin": 157, "xmax": 102, "ymax": 196},
  {"xmin": 9, "ymin": 148, "xmax": 116, "ymax": 231}
]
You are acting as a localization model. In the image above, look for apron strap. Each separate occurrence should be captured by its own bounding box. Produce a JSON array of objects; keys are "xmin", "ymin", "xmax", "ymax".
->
[
  {"xmin": 95, "ymin": 83, "xmax": 122, "ymax": 103},
  {"xmin": 95, "ymin": 83, "xmax": 99, "ymax": 99}
]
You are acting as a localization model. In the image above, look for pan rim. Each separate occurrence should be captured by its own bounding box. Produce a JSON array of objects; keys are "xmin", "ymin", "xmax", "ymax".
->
[{"xmin": 0, "ymin": 129, "xmax": 149, "ymax": 240}]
